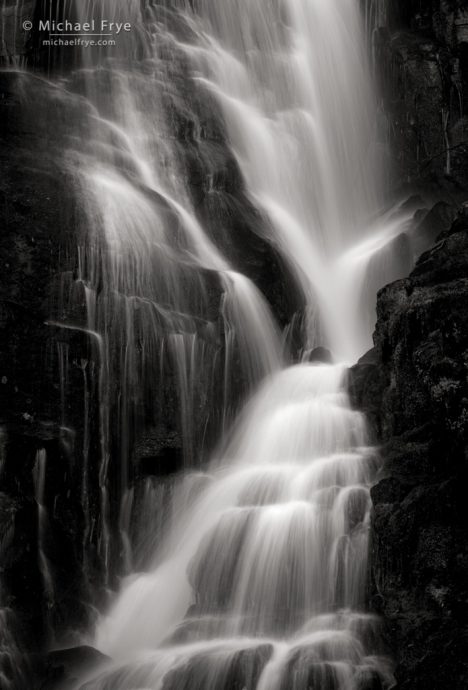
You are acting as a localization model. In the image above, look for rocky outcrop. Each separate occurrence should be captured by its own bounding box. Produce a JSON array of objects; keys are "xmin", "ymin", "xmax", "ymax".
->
[
  {"xmin": 375, "ymin": 0, "xmax": 468, "ymax": 190},
  {"xmin": 351, "ymin": 208, "xmax": 468, "ymax": 688}
]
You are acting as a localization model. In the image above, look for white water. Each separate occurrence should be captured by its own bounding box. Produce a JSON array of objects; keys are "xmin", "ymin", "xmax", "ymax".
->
[
  {"xmin": 19, "ymin": 0, "xmax": 416, "ymax": 687},
  {"xmin": 83, "ymin": 365, "xmax": 392, "ymax": 689},
  {"xmin": 173, "ymin": 0, "xmax": 400, "ymax": 361},
  {"xmin": 32, "ymin": 449, "xmax": 55, "ymax": 636}
]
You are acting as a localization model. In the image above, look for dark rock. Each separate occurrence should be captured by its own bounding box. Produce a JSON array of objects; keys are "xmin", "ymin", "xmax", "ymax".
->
[
  {"xmin": 0, "ymin": 1, "xmax": 34, "ymax": 63},
  {"xmin": 133, "ymin": 427, "xmax": 183, "ymax": 477},
  {"xmin": 375, "ymin": 2, "xmax": 468, "ymax": 191},
  {"xmin": 138, "ymin": 446, "xmax": 184, "ymax": 478},
  {"xmin": 348, "ymin": 348, "xmax": 385, "ymax": 439},
  {"xmin": 308, "ymin": 347, "xmax": 333, "ymax": 363},
  {"xmin": 0, "ymin": 71, "xmax": 96, "ymax": 669},
  {"xmin": 412, "ymin": 201, "xmax": 456, "ymax": 253},
  {"xmin": 354, "ymin": 667, "xmax": 385, "ymax": 690},
  {"xmin": 354, "ymin": 208, "xmax": 468, "ymax": 689},
  {"xmin": 39, "ymin": 646, "xmax": 110, "ymax": 690}
]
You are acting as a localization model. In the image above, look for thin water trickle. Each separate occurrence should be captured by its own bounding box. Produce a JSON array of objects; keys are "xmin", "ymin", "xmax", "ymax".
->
[{"xmin": 33, "ymin": 449, "xmax": 55, "ymax": 637}]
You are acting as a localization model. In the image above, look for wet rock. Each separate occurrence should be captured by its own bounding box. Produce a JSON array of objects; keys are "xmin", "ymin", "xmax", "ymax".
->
[
  {"xmin": 0, "ymin": 70, "xmax": 102, "ymax": 682},
  {"xmin": 1, "ymin": 431, "xmax": 92, "ymax": 652},
  {"xmin": 39, "ymin": 646, "xmax": 110, "ymax": 690},
  {"xmin": 0, "ymin": 0, "xmax": 34, "ymax": 63},
  {"xmin": 375, "ymin": 1, "xmax": 468, "ymax": 190},
  {"xmin": 279, "ymin": 653, "xmax": 341, "ymax": 690},
  {"xmin": 161, "ymin": 644, "xmax": 273, "ymax": 690},
  {"xmin": 354, "ymin": 208, "xmax": 468, "ymax": 688},
  {"xmin": 133, "ymin": 428, "xmax": 184, "ymax": 478},
  {"xmin": 166, "ymin": 614, "xmax": 229, "ymax": 645},
  {"xmin": 348, "ymin": 348, "xmax": 385, "ymax": 439},
  {"xmin": 354, "ymin": 667, "xmax": 385, "ymax": 690},
  {"xmin": 156, "ymin": 32, "xmax": 301, "ymax": 331},
  {"xmin": 308, "ymin": 347, "xmax": 333, "ymax": 363},
  {"xmin": 138, "ymin": 445, "xmax": 184, "ymax": 478},
  {"xmin": 188, "ymin": 508, "xmax": 256, "ymax": 611},
  {"xmin": 0, "ymin": 70, "xmax": 84, "ymax": 429},
  {"xmin": 411, "ymin": 201, "xmax": 456, "ymax": 253}
]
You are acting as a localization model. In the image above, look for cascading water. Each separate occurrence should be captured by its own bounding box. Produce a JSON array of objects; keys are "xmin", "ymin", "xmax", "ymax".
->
[
  {"xmin": 40, "ymin": 0, "xmax": 401, "ymax": 690},
  {"xmin": 173, "ymin": 0, "xmax": 407, "ymax": 361},
  {"xmin": 81, "ymin": 365, "xmax": 393, "ymax": 689},
  {"xmin": 46, "ymin": 0, "xmax": 285, "ymax": 579},
  {"xmin": 5, "ymin": 0, "xmax": 422, "ymax": 687}
]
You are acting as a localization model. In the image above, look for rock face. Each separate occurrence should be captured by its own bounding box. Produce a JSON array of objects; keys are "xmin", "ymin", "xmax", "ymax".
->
[
  {"xmin": 375, "ymin": 0, "xmax": 468, "ymax": 189},
  {"xmin": 0, "ymin": 70, "xmax": 90, "ymax": 681},
  {"xmin": 0, "ymin": 5, "xmax": 298, "ymax": 684},
  {"xmin": 0, "ymin": 0, "xmax": 34, "ymax": 62},
  {"xmin": 350, "ymin": 209, "xmax": 468, "ymax": 689}
]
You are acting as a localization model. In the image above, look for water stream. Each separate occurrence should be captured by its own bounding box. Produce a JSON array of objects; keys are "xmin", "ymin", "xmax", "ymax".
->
[
  {"xmin": 85, "ymin": 363, "xmax": 393, "ymax": 689},
  {"xmin": 54, "ymin": 1, "xmax": 406, "ymax": 688},
  {"xmin": 2, "ymin": 0, "xmax": 420, "ymax": 687}
]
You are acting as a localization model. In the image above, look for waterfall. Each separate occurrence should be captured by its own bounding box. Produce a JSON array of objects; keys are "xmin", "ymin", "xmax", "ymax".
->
[
  {"xmin": 14, "ymin": 0, "xmax": 411, "ymax": 687},
  {"xmin": 51, "ymin": 0, "xmax": 284, "ymax": 575},
  {"xmin": 174, "ymin": 0, "xmax": 405, "ymax": 362},
  {"xmin": 82, "ymin": 365, "xmax": 393, "ymax": 689}
]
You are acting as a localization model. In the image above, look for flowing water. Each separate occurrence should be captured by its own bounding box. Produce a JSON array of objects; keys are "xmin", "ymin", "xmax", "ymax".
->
[
  {"xmin": 33, "ymin": 449, "xmax": 55, "ymax": 635},
  {"xmin": 86, "ymin": 363, "xmax": 393, "ymax": 690},
  {"xmin": 2, "ymin": 0, "xmax": 420, "ymax": 687}
]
